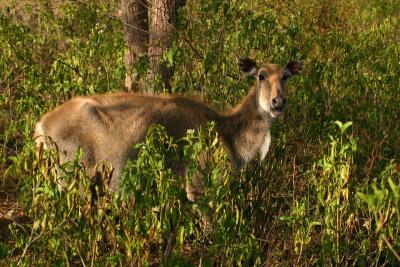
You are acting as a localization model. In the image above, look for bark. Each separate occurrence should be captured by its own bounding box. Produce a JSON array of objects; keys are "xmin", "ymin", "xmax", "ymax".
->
[
  {"xmin": 121, "ymin": 0, "xmax": 185, "ymax": 93},
  {"xmin": 147, "ymin": 0, "xmax": 178, "ymax": 92},
  {"xmin": 121, "ymin": 0, "xmax": 149, "ymax": 91}
]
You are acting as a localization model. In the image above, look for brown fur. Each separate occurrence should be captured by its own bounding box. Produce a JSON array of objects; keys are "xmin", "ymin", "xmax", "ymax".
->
[{"xmin": 34, "ymin": 59, "xmax": 303, "ymax": 199}]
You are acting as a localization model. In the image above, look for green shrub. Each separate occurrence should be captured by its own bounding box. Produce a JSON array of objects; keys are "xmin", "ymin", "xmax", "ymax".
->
[
  {"xmin": 8, "ymin": 124, "xmax": 262, "ymax": 265},
  {"xmin": 358, "ymin": 161, "xmax": 400, "ymax": 264},
  {"xmin": 1, "ymin": 0, "xmax": 399, "ymax": 265},
  {"xmin": 283, "ymin": 121, "xmax": 400, "ymax": 265}
]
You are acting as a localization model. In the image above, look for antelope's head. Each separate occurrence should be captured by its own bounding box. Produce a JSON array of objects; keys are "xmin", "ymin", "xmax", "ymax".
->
[{"xmin": 239, "ymin": 57, "xmax": 303, "ymax": 118}]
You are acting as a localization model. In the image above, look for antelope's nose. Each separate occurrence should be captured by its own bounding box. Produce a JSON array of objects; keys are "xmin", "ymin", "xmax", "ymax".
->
[{"xmin": 271, "ymin": 96, "xmax": 286, "ymax": 110}]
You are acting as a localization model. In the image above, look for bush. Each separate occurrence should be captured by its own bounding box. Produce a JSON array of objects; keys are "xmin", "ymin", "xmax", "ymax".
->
[
  {"xmin": 7, "ymin": 124, "xmax": 262, "ymax": 265},
  {"xmin": 1, "ymin": 0, "xmax": 399, "ymax": 265}
]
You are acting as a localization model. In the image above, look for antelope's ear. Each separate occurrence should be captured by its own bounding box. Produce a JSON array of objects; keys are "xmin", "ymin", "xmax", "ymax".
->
[
  {"xmin": 283, "ymin": 60, "xmax": 304, "ymax": 78},
  {"xmin": 239, "ymin": 57, "xmax": 258, "ymax": 76}
]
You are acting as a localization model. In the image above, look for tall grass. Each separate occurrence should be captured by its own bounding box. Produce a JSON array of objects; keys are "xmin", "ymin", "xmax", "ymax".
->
[{"xmin": 0, "ymin": 0, "xmax": 399, "ymax": 265}]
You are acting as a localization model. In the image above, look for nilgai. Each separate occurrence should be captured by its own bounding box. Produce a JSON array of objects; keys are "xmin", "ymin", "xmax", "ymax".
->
[{"xmin": 34, "ymin": 58, "xmax": 303, "ymax": 200}]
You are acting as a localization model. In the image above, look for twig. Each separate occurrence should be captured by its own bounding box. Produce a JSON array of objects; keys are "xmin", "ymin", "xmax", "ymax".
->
[
  {"xmin": 0, "ymin": 211, "xmax": 29, "ymax": 234},
  {"xmin": 17, "ymin": 209, "xmax": 73, "ymax": 266},
  {"xmin": 381, "ymin": 234, "xmax": 400, "ymax": 263},
  {"xmin": 54, "ymin": 58, "xmax": 82, "ymax": 77},
  {"xmin": 72, "ymin": 237, "xmax": 87, "ymax": 267},
  {"xmin": 181, "ymin": 31, "xmax": 202, "ymax": 60}
]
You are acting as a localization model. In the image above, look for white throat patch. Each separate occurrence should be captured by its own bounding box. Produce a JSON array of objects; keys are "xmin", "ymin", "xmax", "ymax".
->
[{"xmin": 259, "ymin": 131, "xmax": 271, "ymax": 160}]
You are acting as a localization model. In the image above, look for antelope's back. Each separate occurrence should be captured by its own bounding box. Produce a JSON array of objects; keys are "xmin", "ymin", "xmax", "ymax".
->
[{"xmin": 34, "ymin": 93, "xmax": 219, "ymax": 177}]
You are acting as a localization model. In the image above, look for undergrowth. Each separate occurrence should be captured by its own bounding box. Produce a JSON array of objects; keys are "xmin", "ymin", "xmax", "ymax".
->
[{"xmin": 0, "ymin": 0, "xmax": 399, "ymax": 265}]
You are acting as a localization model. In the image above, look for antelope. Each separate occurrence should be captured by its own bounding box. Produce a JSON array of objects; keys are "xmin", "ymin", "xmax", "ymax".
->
[{"xmin": 34, "ymin": 58, "xmax": 303, "ymax": 200}]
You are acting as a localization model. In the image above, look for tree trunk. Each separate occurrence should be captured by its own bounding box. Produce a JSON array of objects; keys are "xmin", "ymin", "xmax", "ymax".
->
[
  {"xmin": 147, "ymin": 0, "xmax": 178, "ymax": 93},
  {"xmin": 121, "ymin": 0, "xmax": 185, "ymax": 93},
  {"xmin": 121, "ymin": 0, "xmax": 149, "ymax": 91}
]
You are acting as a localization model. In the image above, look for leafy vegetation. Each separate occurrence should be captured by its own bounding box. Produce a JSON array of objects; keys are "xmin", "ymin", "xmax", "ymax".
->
[{"xmin": 1, "ymin": 0, "xmax": 399, "ymax": 265}]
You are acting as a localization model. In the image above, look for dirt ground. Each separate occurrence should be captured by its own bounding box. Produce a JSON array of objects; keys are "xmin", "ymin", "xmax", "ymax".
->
[{"xmin": 0, "ymin": 187, "xmax": 27, "ymax": 245}]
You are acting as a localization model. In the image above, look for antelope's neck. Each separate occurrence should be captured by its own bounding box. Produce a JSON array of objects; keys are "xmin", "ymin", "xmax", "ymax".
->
[{"xmin": 218, "ymin": 88, "xmax": 273, "ymax": 171}]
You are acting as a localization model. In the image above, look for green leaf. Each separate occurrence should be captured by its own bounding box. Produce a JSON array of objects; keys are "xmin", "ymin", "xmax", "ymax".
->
[
  {"xmin": 33, "ymin": 220, "xmax": 41, "ymax": 230},
  {"xmin": 334, "ymin": 120, "xmax": 353, "ymax": 134},
  {"xmin": 177, "ymin": 226, "xmax": 185, "ymax": 246}
]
